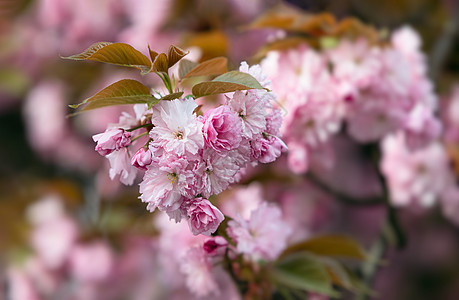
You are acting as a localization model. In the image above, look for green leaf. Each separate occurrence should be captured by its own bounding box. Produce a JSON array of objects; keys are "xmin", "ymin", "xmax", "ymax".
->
[
  {"xmin": 320, "ymin": 257, "xmax": 353, "ymax": 290},
  {"xmin": 152, "ymin": 53, "xmax": 169, "ymax": 73},
  {"xmin": 192, "ymin": 71, "xmax": 266, "ymax": 98},
  {"xmin": 69, "ymin": 79, "xmax": 155, "ymax": 112},
  {"xmin": 270, "ymin": 252, "xmax": 339, "ymax": 297},
  {"xmin": 159, "ymin": 91, "xmax": 184, "ymax": 101},
  {"xmin": 167, "ymin": 45, "xmax": 189, "ymax": 68},
  {"xmin": 148, "ymin": 45, "xmax": 159, "ymax": 64},
  {"xmin": 183, "ymin": 57, "xmax": 228, "ymax": 78},
  {"xmin": 280, "ymin": 235, "xmax": 368, "ymax": 261},
  {"xmin": 342, "ymin": 265, "xmax": 375, "ymax": 296},
  {"xmin": 179, "ymin": 59, "xmax": 199, "ymax": 79},
  {"xmin": 62, "ymin": 42, "xmax": 152, "ymax": 74}
]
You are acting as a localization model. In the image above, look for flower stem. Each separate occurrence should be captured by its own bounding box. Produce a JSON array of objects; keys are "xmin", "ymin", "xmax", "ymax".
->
[
  {"xmin": 126, "ymin": 123, "xmax": 152, "ymax": 132},
  {"xmin": 156, "ymin": 72, "xmax": 173, "ymax": 94},
  {"xmin": 131, "ymin": 132, "xmax": 149, "ymax": 142}
]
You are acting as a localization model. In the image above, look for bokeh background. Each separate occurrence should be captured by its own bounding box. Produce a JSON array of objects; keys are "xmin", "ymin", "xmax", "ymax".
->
[{"xmin": 1, "ymin": 0, "xmax": 459, "ymax": 299}]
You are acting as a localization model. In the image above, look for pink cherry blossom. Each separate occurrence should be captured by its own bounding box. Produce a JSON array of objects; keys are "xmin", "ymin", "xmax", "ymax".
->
[
  {"xmin": 131, "ymin": 147, "xmax": 153, "ymax": 170},
  {"xmin": 287, "ymin": 142, "xmax": 310, "ymax": 174},
  {"xmin": 403, "ymin": 103, "xmax": 442, "ymax": 151},
  {"xmin": 6, "ymin": 267, "xmax": 41, "ymax": 300},
  {"xmin": 150, "ymin": 98, "xmax": 204, "ymax": 157},
  {"xmin": 30, "ymin": 216, "xmax": 78, "ymax": 269},
  {"xmin": 23, "ymin": 81, "xmax": 68, "ymax": 154},
  {"xmin": 441, "ymin": 85, "xmax": 459, "ymax": 143},
  {"xmin": 202, "ymin": 105, "xmax": 242, "ymax": 153},
  {"xmin": 180, "ymin": 246, "xmax": 219, "ymax": 297},
  {"xmin": 106, "ymin": 147, "xmax": 138, "ymax": 186},
  {"xmin": 284, "ymin": 97, "xmax": 341, "ymax": 148},
  {"xmin": 239, "ymin": 61, "xmax": 272, "ymax": 89},
  {"xmin": 227, "ymin": 202, "xmax": 291, "ymax": 261},
  {"xmin": 239, "ymin": 61, "xmax": 276, "ymax": 102},
  {"xmin": 93, "ymin": 128, "xmax": 131, "ymax": 156},
  {"xmin": 440, "ymin": 186, "xmax": 459, "ymax": 226},
  {"xmin": 228, "ymin": 91, "xmax": 267, "ymax": 139},
  {"xmin": 251, "ymin": 135, "xmax": 287, "ymax": 164},
  {"xmin": 203, "ymin": 237, "xmax": 228, "ymax": 256},
  {"xmin": 139, "ymin": 154, "xmax": 193, "ymax": 213},
  {"xmin": 327, "ymin": 38, "xmax": 382, "ymax": 90},
  {"xmin": 186, "ymin": 198, "xmax": 225, "ymax": 236},
  {"xmin": 69, "ymin": 242, "xmax": 114, "ymax": 283},
  {"xmin": 220, "ymin": 183, "xmax": 264, "ymax": 220},
  {"xmin": 261, "ymin": 44, "xmax": 330, "ymax": 109},
  {"xmin": 381, "ymin": 133, "xmax": 456, "ymax": 207},
  {"xmin": 391, "ymin": 26, "xmax": 426, "ymax": 79},
  {"xmin": 265, "ymin": 108, "xmax": 284, "ymax": 136},
  {"xmin": 193, "ymin": 149, "xmax": 241, "ymax": 198},
  {"xmin": 373, "ymin": 48, "xmax": 412, "ymax": 99},
  {"xmin": 346, "ymin": 98, "xmax": 406, "ymax": 142}
]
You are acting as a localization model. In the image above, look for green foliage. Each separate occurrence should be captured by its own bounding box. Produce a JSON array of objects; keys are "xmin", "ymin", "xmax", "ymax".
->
[
  {"xmin": 149, "ymin": 45, "xmax": 189, "ymax": 73},
  {"xmin": 182, "ymin": 56, "xmax": 228, "ymax": 78},
  {"xmin": 269, "ymin": 235, "xmax": 372, "ymax": 298},
  {"xmin": 192, "ymin": 71, "xmax": 267, "ymax": 98},
  {"xmin": 62, "ymin": 42, "xmax": 152, "ymax": 74},
  {"xmin": 280, "ymin": 234, "xmax": 368, "ymax": 260},
  {"xmin": 178, "ymin": 59, "xmax": 199, "ymax": 79},
  {"xmin": 65, "ymin": 43, "xmax": 266, "ymax": 116},
  {"xmin": 166, "ymin": 45, "xmax": 189, "ymax": 68},
  {"xmin": 69, "ymin": 79, "xmax": 156, "ymax": 112},
  {"xmin": 270, "ymin": 251, "xmax": 340, "ymax": 297},
  {"xmin": 159, "ymin": 91, "xmax": 184, "ymax": 101}
]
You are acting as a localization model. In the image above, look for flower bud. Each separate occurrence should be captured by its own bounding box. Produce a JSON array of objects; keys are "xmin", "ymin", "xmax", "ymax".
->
[
  {"xmin": 203, "ymin": 236, "xmax": 228, "ymax": 256},
  {"xmin": 93, "ymin": 128, "xmax": 131, "ymax": 156},
  {"xmin": 131, "ymin": 148, "xmax": 153, "ymax": 170}
]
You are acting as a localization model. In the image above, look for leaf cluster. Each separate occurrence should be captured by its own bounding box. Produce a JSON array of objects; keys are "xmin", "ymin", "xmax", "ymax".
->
[
  {"xmin": 63, "ymin": 42, "xmax": 267, "ymax": 114},
  {"xmin": 268, "ymin": 235, "xmax": 374, "ymax": 298},
  {"xmin": 248, "ymin": 2, "xmax": 387, "ymax": 59}
]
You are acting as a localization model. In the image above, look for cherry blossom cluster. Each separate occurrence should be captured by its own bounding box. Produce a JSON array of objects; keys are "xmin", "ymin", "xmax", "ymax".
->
[
  {"xmin": 92, "ymin": 63, "xmax": 286, "ymax": 236},
  {"xmin": 261, "ymin": 26, "xmax": 440, "ymax": 174},
  {"xmin": 8, "ymin": 196, "xmax": 124, "ymax": 300},
  {"xmin": 260, "ymin": 26, "xmax": 458, "ymax": 208},
  {"xmin": 8, "ymin": 192, "xmax": 293, "ymax": 299},
  {"xmin": 179, "ymin": 200, "xmax": 292, "ymax": 298}
]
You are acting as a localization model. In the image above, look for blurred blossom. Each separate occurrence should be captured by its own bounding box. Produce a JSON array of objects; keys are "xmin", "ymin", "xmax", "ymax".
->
[
  {"xmin": 7, "ymin": 267, "xmax": 41, "ymax": 300},
  {"xmin": 220, "ymin": 183, "xmax": 264, "ymax": 219},
  {"xmin": 36, "ymin": 0, "xmax": 124, "ymax": 53},
  {"xmin": 203, "ymin": 236, "xmax": 228, "ymax": 256},
  {"xmin": 23, "ymin": 81, "xmax": 67, "ymax": 154},
  {"xmin": 180, "ymin": 246, "xmax": 219, "ymax": 297},
  {"xmin": 402, "ymin": 103, "xmax": 442, "ymax": 151},
  {"xmin": 26, "ymin": 194, "xmax": 65, "ymax": 226},
  {"xmin": 69, "ymin": 242, "xmax": 114, "ymax": 283},
  {"xmin": 441, "ymin": 85, "xmax": 459, "ymax": 144},
  {"xmin": 260, "ymin": 25, "xmax": 439, "ymax": 175},
  {"xmin": 381, "ymin": 133, "xmax": 456, "ymax": 207},
  {"xmin": 23, "ymin": 80, "xmax": 101, "ymax": 172},
  {"xmin": 3, "ymin": 2, "xmax": 459, "ymax": 300},
  {"xmin": 227, "ymin": 202, "xmax": 292, "ymax": 261},
  {"xmin": 28, "ymin": 196, "xmax": 79, "ymax": 269}
]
